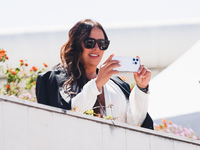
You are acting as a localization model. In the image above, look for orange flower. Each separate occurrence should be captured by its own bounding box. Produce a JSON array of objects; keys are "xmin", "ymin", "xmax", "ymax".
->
[
  {"xmin": 20, "ymin": 62, "xmax": 24, "ymax": 66},
  {"xmin": 70, "ymin": 106, "xmax": 78, "ymax": 112},
  {"xmin": 9, "ymin": 68, "xmax": 12, "ymax": 72},
  {"xmin": 0, "ymin": 49, "xmax": 6, "ymax": 53},
  {"xmin": 5, "ymin": 85, "xmax": 10, "ymax": 90},
  {"xmin": 162, "ymin": 118, "xmax": 167, "ymax": 124},
  {"xmin": 20, "ymin": 60, "xmax": 23, "ymax": 62},
  {"xmin": 33, "ymin": 81, "xmax": 36, "ymax": 85},
  {"xmin": 5, "ymin": 56, "xmax": 9, "ymax": 60},
  {"xmin": 31, "ymin": 66, "xmax": 37, "ymax": 71},
  {"xmin": 162, "ymin": 119, "xmax": 168, "ymax": 128},
  {"xmin": 74, "ymin": 106, "xmax": 78, "ymax": 111},
  {"xmin": 0, "ymin": 53, "xmax": 6, "ymax": 57},
  {"xmin": 43, "ymin": 62, "xmax": 48, "ymax": 68},
  {"xmin": 12, "ymin": 71, "xmax": 16, "ymax": 75},
  {"xmin": 0, "ymin": 53, "xmax": 5, "ymax": 57},
  {"xmin": 155, "ymin": 126, "xmax": 160, "ymax": 130},
  {"xmin": 169, "ymin": 121, "xmax": 173, "ymax": 125},
  {"xmin": 33, "ymin": 66, "xmax": 37, "ymax": 71},
  {"xmin": 97, "ymin": 113, "xmax": 101, "ymax": 118},
  {"xmin": 25, "ymin": 63, "xmax": 28, "ymax": 66},
  {"xmin": 24, "ymin": 72, "xmax": 27, "ymax": 76},
  {"xmin": 34, "ymin": 68, "xmax": 37, "ymax": 71}
]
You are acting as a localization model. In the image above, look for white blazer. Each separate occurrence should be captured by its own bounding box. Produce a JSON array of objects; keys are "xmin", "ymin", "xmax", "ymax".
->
[{"xmin": 65, "ymin": 78, "xmax": 149, "ymax": 126}]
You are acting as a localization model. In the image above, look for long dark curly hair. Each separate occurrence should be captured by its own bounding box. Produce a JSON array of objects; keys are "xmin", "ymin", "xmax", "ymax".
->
[{"xmin": 60, "ymin": 19, "xmax": 109, "ymax": 94}]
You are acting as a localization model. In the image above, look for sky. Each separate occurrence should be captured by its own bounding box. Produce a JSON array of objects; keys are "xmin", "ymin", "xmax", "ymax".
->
[{"xmin": 1, "ymin": 0, "xmax": 200, "ymax": 29}]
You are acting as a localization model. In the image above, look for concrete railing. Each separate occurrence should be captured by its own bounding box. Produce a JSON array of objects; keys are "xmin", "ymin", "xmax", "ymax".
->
[{"xmin": 0, "ymin": 95, "xmax": 200, "ymax": 150}]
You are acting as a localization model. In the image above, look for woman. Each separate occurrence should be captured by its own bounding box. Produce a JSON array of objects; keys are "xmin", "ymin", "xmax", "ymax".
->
[{"xmin": 36, "ymin": 19, "xmax": 153, "ymax": 129}]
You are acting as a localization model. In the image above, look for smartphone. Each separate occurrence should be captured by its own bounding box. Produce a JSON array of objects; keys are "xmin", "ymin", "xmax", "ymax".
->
[{"xmin": 112, "ymin": 56, "xmax": 140, "ymax": 72}]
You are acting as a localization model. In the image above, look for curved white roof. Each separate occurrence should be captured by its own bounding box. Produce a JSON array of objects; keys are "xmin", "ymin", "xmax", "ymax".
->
[{"xmin": 149, "ymin": 40, "xmax": 200, "ymax": 119}]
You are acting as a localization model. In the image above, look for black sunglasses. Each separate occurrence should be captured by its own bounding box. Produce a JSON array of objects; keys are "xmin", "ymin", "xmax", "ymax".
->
[{"xmin": 84, "ymin": 38, "xmax": 110, "ymax": 50}]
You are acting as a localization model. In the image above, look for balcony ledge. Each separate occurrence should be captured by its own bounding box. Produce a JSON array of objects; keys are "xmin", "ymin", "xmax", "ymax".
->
[{"xmin": 0, "ymin": 94, "xmax": 200, "ymax": 150}]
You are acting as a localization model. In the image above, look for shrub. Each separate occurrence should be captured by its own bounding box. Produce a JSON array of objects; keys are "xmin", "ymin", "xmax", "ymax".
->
[
  {"xmin": 0, "ymin": 49, "xmax": 47, "ymax": 101},
  {"xmin": 154, "ymin": 119, "xmax": 200, "ymax": 140}
]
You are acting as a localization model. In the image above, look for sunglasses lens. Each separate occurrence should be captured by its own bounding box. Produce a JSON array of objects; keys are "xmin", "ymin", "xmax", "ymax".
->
[
  {"xmin": 84, "ymin": 38, "xmax": 110, "ymax": 50},
  {"xmin": 84, "ymin": 39, "xmax": 95, "ymax": 49},
  {"xmin": 98, "ymin": 40, "xmax": 110, "ymax": 50}
]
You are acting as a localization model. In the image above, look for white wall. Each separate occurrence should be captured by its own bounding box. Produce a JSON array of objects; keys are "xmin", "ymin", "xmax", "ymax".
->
[
  {"xmin": 0, "ymin": 95, "xmax": 200, "ymax": 150},
  {"xmin": 1, "ymin": 21, "xmax": 200, "ymax": 70}
]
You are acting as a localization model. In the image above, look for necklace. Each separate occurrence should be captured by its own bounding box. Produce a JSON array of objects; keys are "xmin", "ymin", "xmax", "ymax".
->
[
  {"xmin": 97, "ymin": 95, "xmax": 107, "ymax": 117},
  {"xmin": 93, "ymin": 87, "xmax": 107, "ymax": 117}
]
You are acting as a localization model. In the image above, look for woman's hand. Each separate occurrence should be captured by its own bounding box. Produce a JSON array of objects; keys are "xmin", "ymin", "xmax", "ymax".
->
[
  {"xmin": 133, "ymin": 63, "xmax": 151, "ymax": 89},
  {"xmin": 96, "ymin": 54, "xmax": 120, "ymax": 91}
]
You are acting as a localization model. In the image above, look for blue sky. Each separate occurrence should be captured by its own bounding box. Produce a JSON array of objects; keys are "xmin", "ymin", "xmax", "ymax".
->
[{"xmin": 1, "ymin": 0, "xmax": 200, "ymax": 29}]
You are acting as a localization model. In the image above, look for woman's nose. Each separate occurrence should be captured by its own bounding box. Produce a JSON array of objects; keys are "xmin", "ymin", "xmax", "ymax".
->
[{"xmin": 94, "ymin": 43, "xmax": 99, "ymax": 50}]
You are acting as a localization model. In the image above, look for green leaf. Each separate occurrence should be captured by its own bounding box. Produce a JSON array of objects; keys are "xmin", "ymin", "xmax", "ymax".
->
[
  {"xmin": 84, "ymin": 109, "xmax": 94, "ymax": 116},
  {"xmin": 15, "ymin": 68, "xmax": 20, "ymax": 72}
]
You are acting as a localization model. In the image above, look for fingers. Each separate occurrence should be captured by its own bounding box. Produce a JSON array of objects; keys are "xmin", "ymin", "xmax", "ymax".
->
[
  {"xmin": 107, "ymin": 69, "xmax": 119, "ymax": 77},
  {"xmin": 99, "ymin": 63, "xmax": 120, "ymax": 78},
  {"xmin": 96, "ymin": 55, "xmax": 120, "ymax": 90},
  {"xmin": 134, "ymin": 65, "xmax": 151, "ymax": 78},
  {"xmin": 138, "ymin": 65, "xmax": 146, "ymax": 78},
  {"xmin": 133, "ymin": 56, "xmax": 151, "ymax": 88},
  {"xmin": 138, "ymin": 64, "xmax": 144, "ymax": 74},
  {"xmin": 103, "ymin": 54, "xmax": 114, "ymax": 65},
  {"xmin": 146, "ymin": 69, "xmax": 151, "ymax": 77},
  {"xmin": 100, "ymin": 60, "xmax": 120, "ymax": 70},
  {"xmin": 101, "ymin": 54, "xmax": 120, "ymax": 71}
]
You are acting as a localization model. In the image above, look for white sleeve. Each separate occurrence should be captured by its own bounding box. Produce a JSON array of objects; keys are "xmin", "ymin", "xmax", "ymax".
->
[
  {"xmin": 70, "ymin": 78, "xmax": 101, "ymax": 112},
  {"xmin": 126, "ymin": 85, "xmax": 149, "ymax": 126}
]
